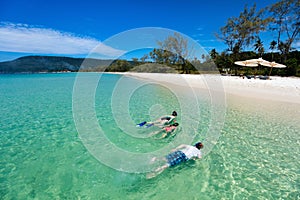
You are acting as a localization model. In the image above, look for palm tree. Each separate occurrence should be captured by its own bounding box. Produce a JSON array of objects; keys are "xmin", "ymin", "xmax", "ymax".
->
[
  {"xmin": 254, "ymin": 38, "xmax": 264, "ymax": 57},
  {"xmin": 209, "ymin": 48, "xmax": 218, "ymax": 60},
  {"xmin": 269, "ymin": 40, "xmax": 277, "ymax": 61}
]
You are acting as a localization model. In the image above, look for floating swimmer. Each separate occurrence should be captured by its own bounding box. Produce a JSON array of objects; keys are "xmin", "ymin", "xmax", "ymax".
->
[
  {"xmin": 148, "ymin": 122, "xmax": 179, "ymax": 139},
  {"xmin": 146, "ymin": 142, "xmax": 204, "ymax": 179},
  {"xmin": 136, "ymin": 111, "xmax": 177, "ymax": 128}
]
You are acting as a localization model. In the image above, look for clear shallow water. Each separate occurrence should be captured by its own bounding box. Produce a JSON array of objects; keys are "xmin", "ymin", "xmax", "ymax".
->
[{"xmin": 0, "ymin": 73, "xmax": 299, "ymax": 199}]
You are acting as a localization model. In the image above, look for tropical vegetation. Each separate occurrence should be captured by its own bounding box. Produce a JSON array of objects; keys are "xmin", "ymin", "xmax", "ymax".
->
[{"xmin": 0, "ymin": 0, "xmax": 299, "ymax": 76}]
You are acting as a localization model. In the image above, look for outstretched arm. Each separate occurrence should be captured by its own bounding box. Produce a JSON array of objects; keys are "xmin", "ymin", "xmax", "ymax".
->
[
  {"xmin": 153, "ymin": 115, "xmax": 174, "ymax": 125},
  {"xmin": 157, "ymin": 132, "xmax": 168, "ymax": 139},
  {"xmin": 176, "ymin": 144, "xmax": 188, "ymax": 150},
  {"xmin": 166, "ymin": 116, "xmax": 175, "ymax": 124},
  {"xmin": 170, "ymin": 144, "xmax": 187, "ymax": 152},
  {"xmin": 191, "ymin": 153, "xmax": 202, "ymax": 160}
]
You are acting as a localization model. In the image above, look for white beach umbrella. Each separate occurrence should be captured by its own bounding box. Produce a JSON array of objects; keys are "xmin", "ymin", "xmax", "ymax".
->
[
  {"xmin": 245, "ymin": 57, "xmax": 268, "ymax": 65},
  {"xmin": 260, "ymin": 61, "xmax": 286, "ymax": 76},
  {"xmin": 260, "ymin": 61, "xmax": 286, "ymax": 68},
  {"xmin": 234, "ymin": 61, "xmax": 258, "ymax": 67},
  {"xmin": 244, "ymin": 58, "xmax": 286, "ymax": 78},
  {"xmin": 234, "ymin": 59, "xmax": 259, "ymax": 77}
]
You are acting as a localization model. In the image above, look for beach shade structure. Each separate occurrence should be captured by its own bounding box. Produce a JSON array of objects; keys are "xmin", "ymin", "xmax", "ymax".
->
[
  {"xmin": 234, "ymin": 59, "xmax": 259, "ymax": 78},
  {"xmin": 234, "ymin": 60, "xmax": 258, "ymax": 67},
  {"xmin": 245, "ymin": 57, "xmax": 268, "ymax": 65},
  {"xmin": 243, "ymin": 58, "xmax": 275, "ymax": 79},
  {"xmin": 260, "ymin": 61, "xmax": 286, "ymax": 76}
]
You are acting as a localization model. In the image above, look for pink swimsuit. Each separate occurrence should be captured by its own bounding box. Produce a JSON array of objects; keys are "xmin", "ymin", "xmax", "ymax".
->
[{"xmin": 165, "ymin": 126, "xmax": 175, "ymax": 132}]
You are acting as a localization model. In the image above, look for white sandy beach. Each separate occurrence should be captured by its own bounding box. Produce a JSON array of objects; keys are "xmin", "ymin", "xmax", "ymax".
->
[{"xmin": 121, "ymin": 72, "xmax": 300, "ymax": 104}]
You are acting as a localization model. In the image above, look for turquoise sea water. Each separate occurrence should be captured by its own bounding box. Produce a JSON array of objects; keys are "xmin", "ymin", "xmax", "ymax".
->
[{"xmin": 0, "ymin": 73, "xmax": 299, "ymax": 199}]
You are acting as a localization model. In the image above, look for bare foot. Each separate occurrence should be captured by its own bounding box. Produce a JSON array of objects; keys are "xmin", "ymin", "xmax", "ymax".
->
[
  {"xmin": 149, "ymin": 157, "xmax": 157, "ymax": 164},
  {"xmin": 146, "ymin": 172, "xmax": 157, "ymax": 179}
]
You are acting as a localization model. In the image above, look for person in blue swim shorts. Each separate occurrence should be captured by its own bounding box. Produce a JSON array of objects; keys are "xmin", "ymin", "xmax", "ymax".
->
[{"xmin": 147, "ymin": 142, "xmax": 203, "ymax": 179}]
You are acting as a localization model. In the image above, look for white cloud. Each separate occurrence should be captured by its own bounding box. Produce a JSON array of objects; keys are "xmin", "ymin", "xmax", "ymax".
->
[
  {"xmin": 198, "ymin": 39, "xmax": 216, "ymax": 42},
  {"xmin": 293, "ymin": 41, "xmax": 300, "ymax": 49},
  {"xmin": 192, "ymin": 33, "xmax": 204, "ymax": 38},
  {"xmin": 0, "ymin": 22, "xmax": 125, "ymax": 57}
]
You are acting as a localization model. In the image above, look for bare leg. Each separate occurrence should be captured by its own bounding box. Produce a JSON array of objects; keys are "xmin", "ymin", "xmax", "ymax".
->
[
  {"xmin": 157, "ymin": 133, "xmax": 168, "ymax": 139},
  {"xmin": 149, "ymin": 130, "xmax": 163, "ymax": 137},
  {"xmin": 149, "ymin": 156, "xmax": 166, "ymax": 164},
  {"xmin": 152, "ymin": 119, "xmax": 168, "ymax": 127},
  {"xmin": 146, "ymin": 164, "xmax": 169, "ymax": 179}
]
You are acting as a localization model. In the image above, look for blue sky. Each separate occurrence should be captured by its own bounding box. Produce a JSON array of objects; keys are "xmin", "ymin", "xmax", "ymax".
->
[{"xmin": 0, "ymin": 0, "xmax": 281, "ymax": 61}]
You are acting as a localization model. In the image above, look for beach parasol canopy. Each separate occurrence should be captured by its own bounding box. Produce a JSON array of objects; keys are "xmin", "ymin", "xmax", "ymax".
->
[
  {"xmin": 235, "ymin": 58, "xmax": 286, "ymax": 78},
  {"xmin": 260, "ymin": 61, "xmax": 286, "ymax": 68},
  {"xmin": 234, "ymin": 60, "xmax": 258, "ymax": 67},
  {"xmin": 243, "ymin": 58, "xmax": 287, "ymax": 77},
  {"xmin": 234, "ymin": 59, "xmax": 259, "ymax": 77},
  {"xmin": 234, "ymin": 58, "xmax": 287, "ymax": 78},
  {"xmin": 245, "ymin": 57, "xmax": 268, "ymax": 65},
  {"xmin": 260, "ymin": 61, "xmax": 286, "ymax": 76}
]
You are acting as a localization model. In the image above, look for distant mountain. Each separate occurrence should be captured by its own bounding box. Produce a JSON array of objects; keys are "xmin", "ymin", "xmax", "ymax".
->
[{"xmin": 0, "ymin": 56, "xmax": 114, "ymax": 73}]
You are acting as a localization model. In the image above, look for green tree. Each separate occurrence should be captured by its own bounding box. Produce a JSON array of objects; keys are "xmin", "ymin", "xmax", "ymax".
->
[
  {"xmin": 268, "ymin": 0, "xmax": 300, "ymax": 62},
  {"xmin": 269, "ymin": 40, "xmax": 277, "ymax": 61},
  {"xmin": 254, "ymin": 37, "xmax": 264, "ymax": 57},
  {"xmin": 140, "ymin": 54, "xmax": 148, "ymax": 63},
  {"xmin": 154, "ymin": 32, "xmax": 192, "ymax": 73},
  {"xmin": 149, "ymin": 48, "xmax": 166, "ymax": 64},
  {"xmin": 108, "ymin": 60, "xmax": 131, "ymax": 72},
  {"xmin": 216, "ymin": 4, "xmax": 271, "ymax": 53},
  {"xmin": 132, "ymin": 58, "xmax": 139, "ymax": 66},
  {"xmin": 215, "ymin": 4, "xmax": 271, "ymax": 75},
  {"xmin": 209, "ymin": 49, "xmax": 218, "ymax": 60}
]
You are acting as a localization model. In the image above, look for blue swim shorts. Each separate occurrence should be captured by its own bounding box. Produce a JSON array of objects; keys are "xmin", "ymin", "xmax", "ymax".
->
[{"xmin": 166, "ymin": 151, "xmax": 188, "ymax": 167}]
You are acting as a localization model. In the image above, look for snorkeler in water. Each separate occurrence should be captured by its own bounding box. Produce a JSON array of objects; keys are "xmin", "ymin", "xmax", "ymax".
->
[
  {"xmin": 136, "ymin": 111, "xmax": 177, "ymax": 128},
  {"xmin": 149, "ymin": 122, "xmax": 179, "ymax": 139},
  {"xmin": 146, "ymin": 142, "xmax": 204, "ymax": 179}
]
